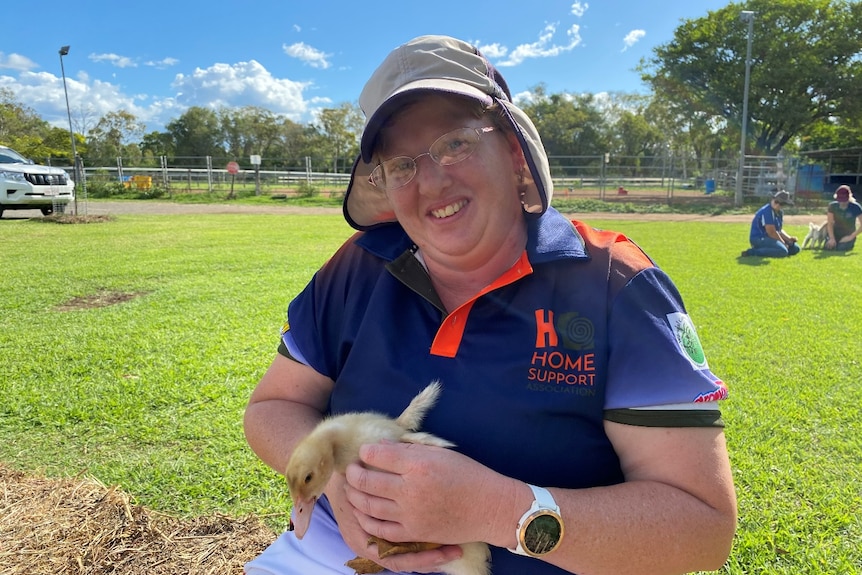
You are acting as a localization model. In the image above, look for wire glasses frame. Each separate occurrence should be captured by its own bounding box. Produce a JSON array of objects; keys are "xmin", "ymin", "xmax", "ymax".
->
[{"xmin": 368, "ymin": 126, "xmax": 496, "ymax": 191}]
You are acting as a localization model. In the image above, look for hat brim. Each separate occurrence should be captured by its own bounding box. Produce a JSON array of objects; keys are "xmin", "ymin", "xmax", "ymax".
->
[{"xmin": 359, "ymin": 80, "xmax": 492, "ymax": 162}]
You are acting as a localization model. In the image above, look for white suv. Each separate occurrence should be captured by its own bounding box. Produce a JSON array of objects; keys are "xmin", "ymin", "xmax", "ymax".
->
[{"xmin": 0, "ymin": 145, "xmax": 75, "ymax": 218}]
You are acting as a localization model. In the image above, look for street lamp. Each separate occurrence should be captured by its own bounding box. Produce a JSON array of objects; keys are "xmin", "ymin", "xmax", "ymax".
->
[
  {"xmin": 734, "ymin": 11, "xmax": 755, "ymax": 208},
  {"xmin": 58, "ymin": 45, "xmax": 78, "ymax": 214}
]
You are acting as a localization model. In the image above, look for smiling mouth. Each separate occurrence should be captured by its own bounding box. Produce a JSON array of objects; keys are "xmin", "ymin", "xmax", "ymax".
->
[{"xmin": 431, "ymin": 200, "xmax": 467, "ymax": 219}]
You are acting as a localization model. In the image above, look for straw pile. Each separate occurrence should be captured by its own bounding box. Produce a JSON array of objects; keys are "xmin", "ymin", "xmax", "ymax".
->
[{"xmin": 0, "ymin": 464, "xmax": 276, "ymax": 574}]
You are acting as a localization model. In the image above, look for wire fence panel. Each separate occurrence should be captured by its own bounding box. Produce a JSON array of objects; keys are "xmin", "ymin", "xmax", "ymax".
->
[{"xmin": 56, "ymin": 152, "xmax": 826, "ymax": 205}]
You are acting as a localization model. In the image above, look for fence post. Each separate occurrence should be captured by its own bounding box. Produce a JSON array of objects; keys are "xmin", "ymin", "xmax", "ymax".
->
[{"xmin": 206, "ymin": 156, "xmax": 213, "ymax": 193}]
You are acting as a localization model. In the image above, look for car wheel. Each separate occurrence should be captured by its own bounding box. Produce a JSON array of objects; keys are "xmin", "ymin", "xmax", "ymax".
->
[{"xmin": 41, "ymin": 207, "xmax": 54, "ymax": 216}]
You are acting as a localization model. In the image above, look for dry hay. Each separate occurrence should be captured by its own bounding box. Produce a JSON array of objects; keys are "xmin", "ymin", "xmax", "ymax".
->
[{"xmin": 0, "ymin": 464, "xmax": 276, "ymax": 574}]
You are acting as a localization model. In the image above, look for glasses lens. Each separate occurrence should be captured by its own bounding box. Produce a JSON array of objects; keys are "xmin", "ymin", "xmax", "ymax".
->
[
  {"xmin": 375, "ymin": 156, "xmax": 416, "ymax": 191},
  {"xmin": 430, "ymin": 128, "xmax": 481, "ymax": 166},
  {"xmin": 370, "ymin": 127, "xmax": 490, "ymax": 191}
]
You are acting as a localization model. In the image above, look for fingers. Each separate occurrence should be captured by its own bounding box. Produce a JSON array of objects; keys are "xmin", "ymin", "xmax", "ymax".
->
[
  {"xmin": 372, "ymin": 542, "xmax": 464, "ymax": 574},
  {"xmin": 344, "ymin": 463, "xmax": 400, "ymax": 516}
]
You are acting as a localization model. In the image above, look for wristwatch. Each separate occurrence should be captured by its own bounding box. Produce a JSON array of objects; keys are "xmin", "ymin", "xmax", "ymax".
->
[{"xmin": 508, "ymin": 484, "xmax": 564, "ymax": 557}]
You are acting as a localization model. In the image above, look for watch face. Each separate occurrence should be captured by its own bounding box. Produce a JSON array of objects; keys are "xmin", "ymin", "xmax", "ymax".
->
[{"xmin": 524, "ymin": 512, "xmax": 563, "ymax": 555}]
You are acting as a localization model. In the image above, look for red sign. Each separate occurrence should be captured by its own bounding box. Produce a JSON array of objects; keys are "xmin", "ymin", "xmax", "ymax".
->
[{"xmin": 226, "ymin": 161, "xmax": 240, "ymax": 174}]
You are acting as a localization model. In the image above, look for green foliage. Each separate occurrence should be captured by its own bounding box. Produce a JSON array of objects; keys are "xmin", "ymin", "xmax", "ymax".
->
[
  {"xmin": 640, "ymin": 0, "xmax": 862, "ymax": 156},
  {"xmin": 0, "ymin": 211, "xmax": 860, "ymax": 574},
  {"xmin": 519, "ymin": 85, "xmax": 611, "ymax": 157},
  {"xmin": 294, "ymin": 180, "xmax": 319, "ymax": 198}
]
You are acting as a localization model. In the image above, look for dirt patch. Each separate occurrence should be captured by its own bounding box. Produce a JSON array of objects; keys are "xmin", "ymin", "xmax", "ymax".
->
[
  {"xmin": 39, "ymin": 214, "xmax": 117, "ymax": 224},
  {"xmin": 54, "ymin": 289, "xmax": 149, "ymax": 312},
  {"xmin": 0, "ymin": 464, "xmax": 274, "ymax": 574}
]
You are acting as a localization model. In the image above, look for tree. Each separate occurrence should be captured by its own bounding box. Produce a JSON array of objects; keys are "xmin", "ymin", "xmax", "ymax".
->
[
  {"xmin": 219, "ymin": 106, "xmax": 284, "ymax": 161},
  {"xmin": 518, "ymin": 85, "xmax": 611, "ymax": 159},
  {"xmin": 87, "ymin": 110, "xmax": 145, "ymax": 165},
  {"xmin": 140, "ymin": 130, "xmax": 175, "ymax": 164},
  {"xmin": 0, "ymin": 88, "xmax": 50, "ymax": 151},
  {"xmin": 165, "ymin": 107, "xmax": 224, "ymax": 165},
  {"xmin": 314, "ymin": 103, "xmax": 362, "ymax": 172},
  {"xmin": 800, "ymin": 116, "xmax": 862, "ymax": 152},
  {"xmin": 640, "ymin": 0, "xmax": 862, "ymax": 156}
]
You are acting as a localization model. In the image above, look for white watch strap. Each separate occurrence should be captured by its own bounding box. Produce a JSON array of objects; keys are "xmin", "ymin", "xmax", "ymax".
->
[
  {"xmin": 509, "ymin": 484, "xmax": 560, "ymax": 555},
  {"xmin": 528, "ymin": 484, "xmax": 558, "ymax": 512}
]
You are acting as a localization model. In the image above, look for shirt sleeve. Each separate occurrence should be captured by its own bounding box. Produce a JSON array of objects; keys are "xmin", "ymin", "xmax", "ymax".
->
[{"xmin": 604, "ymin": 267, "xmax": 728, "ymax": 411}]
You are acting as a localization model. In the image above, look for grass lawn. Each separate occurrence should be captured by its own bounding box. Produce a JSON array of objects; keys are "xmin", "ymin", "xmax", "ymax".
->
[{"xmin": 1, "ymin": 211, "xmax": 860, "ymax": 574}]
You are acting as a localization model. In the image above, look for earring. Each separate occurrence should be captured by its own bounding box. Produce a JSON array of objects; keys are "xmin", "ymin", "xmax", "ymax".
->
[{"xmin": 517, "ymin": 167, "xmax": 528, "ymax": 204}]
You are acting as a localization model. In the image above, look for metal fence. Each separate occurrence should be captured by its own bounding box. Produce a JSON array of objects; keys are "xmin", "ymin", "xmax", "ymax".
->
[{"xmin": 50, "ymin": 152, "xmax": 812, "ymax": 203}]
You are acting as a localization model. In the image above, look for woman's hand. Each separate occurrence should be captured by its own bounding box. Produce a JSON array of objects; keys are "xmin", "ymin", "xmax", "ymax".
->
[
  {"xmin": 323, "ymin": 473, "xmax": 381, "ymax": 562},
  {"xmin": 345, "ymin": 441, "xmax": 519, "ymax": 549},
  {"xmin": 327, "ymin": 469, "xmax": 465, "ymax": 573}
]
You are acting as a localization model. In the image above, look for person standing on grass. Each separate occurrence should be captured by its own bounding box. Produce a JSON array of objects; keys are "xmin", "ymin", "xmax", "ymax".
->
[
  {"xmin": 742, "ymin": 190, "xmax": 800, "ymax": 258},
  {"xmin": 825, "ymin": 185, "xmax": 862, "ymax": 252}
]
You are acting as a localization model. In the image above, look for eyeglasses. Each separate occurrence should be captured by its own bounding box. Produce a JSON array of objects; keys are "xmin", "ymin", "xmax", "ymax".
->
[{"xmin": 369, "ymin": 126, "xmax": 496, "ymax": 191}]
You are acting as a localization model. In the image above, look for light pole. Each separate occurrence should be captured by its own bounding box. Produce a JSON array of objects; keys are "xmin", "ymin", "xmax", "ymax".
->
[
  {"xmin": 59, "ymin": 45, "xmax": 78, "ymax": 214},
  {"xmin": 735, "ymin": 11, "xmax": 755, "ymax": 208}
]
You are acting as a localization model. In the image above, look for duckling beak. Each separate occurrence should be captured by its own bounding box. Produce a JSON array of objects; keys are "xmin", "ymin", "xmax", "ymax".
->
[{"xmin": 290, "ymin": 496, "xmax": 317, "ymax": 539}]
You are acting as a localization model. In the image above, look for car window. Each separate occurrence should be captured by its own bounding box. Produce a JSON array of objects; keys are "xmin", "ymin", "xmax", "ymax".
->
[{"xmin": 0, "ymin": 148, "xmax": 29, "ymax": 163}]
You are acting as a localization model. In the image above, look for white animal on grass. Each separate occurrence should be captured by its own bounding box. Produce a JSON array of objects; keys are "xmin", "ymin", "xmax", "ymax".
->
[{"xmin": 802, "ymin": 221, "xmax": 828, "ymax": 249}]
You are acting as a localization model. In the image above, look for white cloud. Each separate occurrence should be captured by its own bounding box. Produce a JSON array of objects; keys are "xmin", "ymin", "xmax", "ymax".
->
[
  {"xmin": 474, "ymin": 42, "xmax": 508, "ymax": 59},
  {"xmin": 144, "ymin": 57, "xmax": 180, "ymax": 69},
  {"xmin": 89, "ymin": 53, "xmax": 137, "ymax": 68},
  {"xmin": 171, "ymin": 60, "xmax": 319, "ymax": 120},
  {"xmin": 282, "ymin": 42, "xmax": 331, "ymax": 69},
  {"xmin": 0, "ymin": 55, "xmax": 325, "ymax": 134},
  {"xmin": 622, "ymin": 29, "xmax": 646, "ymax": 51},
  {"xmin": 0, "ymin": 52, "xmax": 37, "ymax": 71},
  {"xmin": 0, "ymin": 69, "xmax": 149, "ymax": 132},
  {"xmin": 571, "ymin": 1, "xmax": 589, "ymax": 17},
  {"xmin": 497, "ymin": 24, "xmax": 582, "ymax": 67}
]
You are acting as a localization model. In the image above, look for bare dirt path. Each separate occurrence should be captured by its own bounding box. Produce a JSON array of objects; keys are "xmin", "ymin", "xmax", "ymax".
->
[
  {"xmin": 5, "ymin": 200, "xmax": 821, "ymax": 226},
  {"xmin": 78, "ymin": 200, "xmax": 821, "ymax": 226}
]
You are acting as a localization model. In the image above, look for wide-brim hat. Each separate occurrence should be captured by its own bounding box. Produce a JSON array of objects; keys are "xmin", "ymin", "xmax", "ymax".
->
[
  {"xmin": 343, "ymin": 35, "xmax": 553, "ymax": 231},
  {"xmin": 772, "ymin": 190, "xmax": 794, "ymax": 206}
]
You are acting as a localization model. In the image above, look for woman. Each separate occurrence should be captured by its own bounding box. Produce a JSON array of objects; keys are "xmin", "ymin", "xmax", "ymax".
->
[
  {"xmin": 244, "ymin": 35, "xmax": 736, "ymax": 575},
  {"xmin": 742, "ymin": 190, "xmax": 799, "ymax": 258},
  {"xmin": 825, "ymin": 184, "xmax": 862, "ymax": 251}
]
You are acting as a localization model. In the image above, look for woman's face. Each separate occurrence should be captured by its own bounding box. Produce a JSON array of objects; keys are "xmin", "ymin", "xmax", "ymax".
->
[{"xmin": 376, "ymin": 95, "xmax": 527, "ymax": 270}]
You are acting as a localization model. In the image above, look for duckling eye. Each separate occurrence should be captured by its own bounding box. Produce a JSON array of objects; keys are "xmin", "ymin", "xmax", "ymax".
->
[{"xmin": 304, "ymin": 472, "xmax": 313, "ymax": 484}]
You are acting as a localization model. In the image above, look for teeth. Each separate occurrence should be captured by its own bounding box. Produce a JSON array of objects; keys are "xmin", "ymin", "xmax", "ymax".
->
[{"xmin": 432, "ymin": 200, "xmax": 466, "ymax": 218}]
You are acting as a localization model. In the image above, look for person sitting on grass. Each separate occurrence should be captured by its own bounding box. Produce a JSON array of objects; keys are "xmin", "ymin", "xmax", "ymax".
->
[
  {"xmin": 742, "ymin": 190, "xmax": 800, "ymax": 258},
  {"xmin": 825, "ymin": 185, "xmax": 862, "ymax": 252}
]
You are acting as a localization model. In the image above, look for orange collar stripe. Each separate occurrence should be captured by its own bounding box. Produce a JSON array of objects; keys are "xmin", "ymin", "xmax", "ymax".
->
[{"xmin": 430, "ymin": 251, "xmax": 533, "ymax": 358}]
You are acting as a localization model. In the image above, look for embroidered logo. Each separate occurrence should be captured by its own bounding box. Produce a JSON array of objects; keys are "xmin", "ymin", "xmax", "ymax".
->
[
  {"xmin": 557, "ymin": 311, "xmax": 594, "ymax": 351},
  {"xmin": 667, "ymin": 312, "xmax": 708, "ymax": 370},
  {"xmin": 528, "ymin": 309, "xmax": 597, "ymax": 394}
]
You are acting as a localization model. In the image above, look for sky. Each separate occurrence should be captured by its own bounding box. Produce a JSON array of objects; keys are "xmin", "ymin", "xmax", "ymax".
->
[{"xmin": 1, "ymin": 0, "xmax": 733, "ymax": 134}]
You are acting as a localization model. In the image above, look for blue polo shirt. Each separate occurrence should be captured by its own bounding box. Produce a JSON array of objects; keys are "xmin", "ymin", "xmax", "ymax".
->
[
  {"xmin": 279, "ymin": 207, "xmax": 727, "ymax": 575},
  {"xmin": 749, "ymin": 202, "xmax": 784, "ymax": 243}
]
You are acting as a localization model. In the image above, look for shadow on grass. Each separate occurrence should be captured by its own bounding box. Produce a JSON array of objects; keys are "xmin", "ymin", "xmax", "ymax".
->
[
  {"xmin": 813, "ymin": 249, "xmax": 857, "ymax": 260},
  {"xmin": 736, "ymin": 255, "xmax": 771, "ymax": 266}
]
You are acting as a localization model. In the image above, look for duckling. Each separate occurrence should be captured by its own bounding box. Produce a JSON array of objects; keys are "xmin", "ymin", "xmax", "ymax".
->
[{"xmin": 285, "ymin": 381, "xmax": 491, "ymax": 575}]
